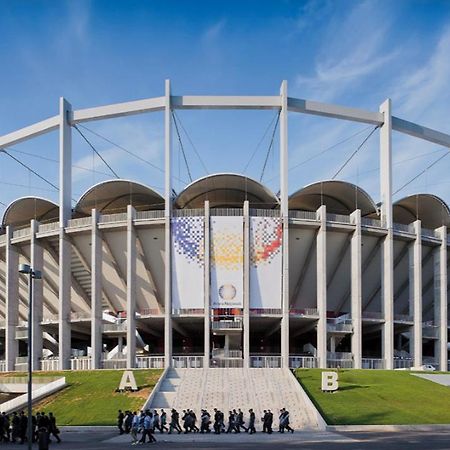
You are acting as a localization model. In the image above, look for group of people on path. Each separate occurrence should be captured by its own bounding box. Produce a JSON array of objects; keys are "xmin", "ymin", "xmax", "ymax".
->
[
  {"xmin": 0, "ymin": 410, "xmax": 61, "ymax": 445},
  {"xmin": 118, "ymin": 406, "xmax": 294, "ymax": 443}
]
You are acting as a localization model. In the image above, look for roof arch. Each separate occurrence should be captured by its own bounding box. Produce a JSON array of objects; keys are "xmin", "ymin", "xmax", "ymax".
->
[
  {"xmin": 75, "ymin": 179, "xmax": 164, "ymax": 216},
  {"xmin": 289, "ymin": 180, "xmax": 378, "ymax": 216},
  {"xmin": 393, "ymin": 194, "xmax": 450, "ymax": 229},
  {"xmin": 175, "ymin": 173, "xmax": 280, "ymax": 209},
  {"xmin": 2, "ymin": 197, "xmax": 59, "ymax": 228}
]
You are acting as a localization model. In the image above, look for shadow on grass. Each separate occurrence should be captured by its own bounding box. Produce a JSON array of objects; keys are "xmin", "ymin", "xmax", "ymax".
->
[{"xmin": 338, "ymin": 384, "xmax": 370, "ymax": 392}]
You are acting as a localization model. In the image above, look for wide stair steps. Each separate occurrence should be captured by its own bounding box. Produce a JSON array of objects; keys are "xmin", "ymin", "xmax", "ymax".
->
[{"xmin": 148, "ymin": 368, "xmax": 318, "ymax": 430}]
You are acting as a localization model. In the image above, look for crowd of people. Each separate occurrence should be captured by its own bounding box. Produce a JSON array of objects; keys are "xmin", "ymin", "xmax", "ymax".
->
[
  {"xmin": 118, "ymin": 407, "xmax": 294, "ymax": 444},
  {"xmin": 0, "ymin": 410, "xmax": 60, "ymax": 445}
]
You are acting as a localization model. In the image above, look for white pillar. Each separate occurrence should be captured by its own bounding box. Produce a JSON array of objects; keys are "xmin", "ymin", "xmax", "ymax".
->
[
  {"xmin": 164, "ymin": 80, "xmax": 173, "ymax": 369},
  {"xmin": 380, "ymin": 98, "xmax": 394, "ymax": 370},
  {"xmin": 91, "ymin": 209, "xmax": 102, "ymax": 369},
  {"xmin": 243, "ymin": 200, "xmax": 250, "ymax": 368},
  {"xmin": 316, "ymin": 205, "xmax": 327, "ymax": 368},
  {"xmin": 409, "ymin": 220, "xmax": 422, "ymax": 367},
  {"xmin": 58, "ymin": 97, "xmax": 72, "ymax": 370},
  {"xmin": 126, "ymin": 205, "xmax": 137, "ymax": 369},
  {"xmin": 31, "ymin": 220, "xmax": 43, "ymax": 371},
  {"xmin": 435, "ymin": 226, "xmax": 447, "ymax": 371},
  {"xmin": 203, "ymin": 201, "xmax": 210, "ymax": 368},
  {"xmin": 280, "ymin": 80, "xmax": 290, "ymax": 369},
  {"xmin": 6, "ymin": 226, "xmax": 19, "ymax": 371},
  {"xmin": 350, "ymin": 210, "xmax": 362, "ymax": 369}
]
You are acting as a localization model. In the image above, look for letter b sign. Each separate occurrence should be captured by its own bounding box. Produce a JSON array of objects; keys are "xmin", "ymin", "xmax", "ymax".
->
[{"xmin": 321, "ymin": 371, "xmax": 338, "ymax": 392}]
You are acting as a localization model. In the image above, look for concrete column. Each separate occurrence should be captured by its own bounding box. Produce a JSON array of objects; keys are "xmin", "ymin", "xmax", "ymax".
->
[
  {"xmin": 316, "ymin": 205, "xmax": 327, "ymax": 368},
  {"xmin": 6, "ymin": 226, "xmax": 19, "ymax": 371},
  {"xmin": 350, "ymin": 210, "xmax": 362, "ymax": 369},
  {"xmin": 409, "ymin": 220, "xmax": 422, "ymax": 367},
  {"xmin": 164, "ymin": 79, "xmax": 173, "ymax": 369},
  {"xmin": 126, "ymin": 205, "xmax": 137, "ymax": 369},
  {"xmin": 91, "ymin": 209, "xmax": 102, "ymax": 369},
  {"xmin": 243, "ymin": 201, "xmax": 250, "ymax": 368},
  {"xmin": 58, "ymin": 97, "xmax": 72, "ymax": 370},
  {"xmin": 435, "ymin": 226, "xmax": 447, "ymax": 371},
  {"xmin": 280, "ymin": 80, "xmax": 290, "ymax": 369},
  {"xmin": 30, "ymin": 220, "xmax": 43, "ymax": 371},
  {"xmin": 380, "ymin": 98, "xmax": 394, "ymax": 370},
  {"xmin": 203, "ymin": 201, "xmax": 210, "ymax": 368}
]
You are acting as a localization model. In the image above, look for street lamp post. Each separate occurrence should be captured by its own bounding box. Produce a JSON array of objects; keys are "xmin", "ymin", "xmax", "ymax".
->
[{"xmin": 18, "ymin": 264, "xmax": 41, "ymax": 450}]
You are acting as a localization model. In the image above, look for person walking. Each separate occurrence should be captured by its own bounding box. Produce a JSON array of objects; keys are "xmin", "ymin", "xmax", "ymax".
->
[
  {"xmin": 267, "ymin": 409, "xmax": 273, "ymax": 434},
  {"xmin": 153, "ymin": 410, "xmax": 161, "ymax": 433},
  {"xmin": 140, "ymin": 411, "xmax": 156, "ymax": 444},
  {"xmin": 261, "ymin": 410, "xmax": 268, "ymax": 433},
  {"xmin": 19, "ymin": 411, "xmax": 27, "ymax": 444},
  {"xmin": 130, "ymin": 411, "xmax": 140, "ymax": 445},
  {"xmin": 169, "ymin": 409, "xmax": 182, "ymax": 434},
  {"xmin": 237, "ymin": 409, "xmax": 247, "ymax": 432},
  {"xmin": 248, "ymin": 409, "xmax": 256, "ymax": 434},
  {"xmin": 281, "ymin": 408, "xmax": 294, "ymax": 433},
  {"xmin": 48, "ymin": 412, "xmax": 61, "ymax": 443},
  {"xmin": 200, "ymin": 409, "xmax": 211, "ymax": 433},
  {"xmin": 160, "ymin": 409, "xmax": 169, "ymax": 433},
  {"xmin": 117, "ymin": 409, "xmax": 125, "ymax": 435}
]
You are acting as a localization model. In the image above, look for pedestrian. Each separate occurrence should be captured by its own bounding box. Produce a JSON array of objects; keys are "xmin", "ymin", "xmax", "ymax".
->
[
  {"xmin": 261, "ymin": 410, "xmax": 268, "ymax": 433},
  {"xmin": 48, "ymin": 412, "xmax": 61, "ymax": 443},
  {"xmin": 267, "ymin": 409, "xmax": 273, "ymax": 434},
  {"xmin": 19, "ymin": 411, "xmax": 27, "ymax": 444},
  {"xmin": 37, "ymin": 426, "xmax": 50, "ymax": 450},
  {"xmin": 117, "ymin": 409, "xmax": 125, "ymax": 435},
  {"xmin": 248, "ymin": 409, "xmax": 256, "ymax": 434},
  {"xmin": 153, "ymin": 410, "xmax": 161, "ymax": 433},
  {"xmin": 237, "ymin": 409, "xmax": 247, "ymax": 432},
  {"xmin": 281, "ymin": 408, "xmax": 294, "ymax": 433},
  {"xmin": 130, "ymin": 411, "xmax": 140, "ymax": 445},
  {"xmin": 169, "ymin": 408, "xmax": 181, "ymax": 434},
  {"xmin": 200, "ymin": 409, "xmax": 211, "ymax": 433},
  {"xmin": 160, "ymin": 409, "xmax": 169, "ymax": 433},
  {"xmin": 124, "ymin": 410, "xmax": 133, "ymax": 434}
]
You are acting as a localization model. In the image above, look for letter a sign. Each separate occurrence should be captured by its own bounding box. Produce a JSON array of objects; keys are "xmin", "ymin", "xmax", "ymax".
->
[
  {"xmin": 321, "ymin": 371, "xmax": 339, "ymax": 392},
  {"xmin": 119, "ymin": 370, "xmax": 138, "ymax": 391}
]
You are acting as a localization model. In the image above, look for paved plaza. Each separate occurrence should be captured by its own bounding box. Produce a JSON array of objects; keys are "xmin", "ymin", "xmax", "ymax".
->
[{"xmin": 0, "ymin": 428, "xmax": 449, "ymax": 449}]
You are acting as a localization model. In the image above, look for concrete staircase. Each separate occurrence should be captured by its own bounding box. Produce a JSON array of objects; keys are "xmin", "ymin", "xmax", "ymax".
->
[{"xmin": 148, "ymin": 368, "xmax": 319, "ymax": 430}]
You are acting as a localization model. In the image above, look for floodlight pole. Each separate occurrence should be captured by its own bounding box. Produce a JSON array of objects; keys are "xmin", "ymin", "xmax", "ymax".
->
[{"xmin": 19, "ymin": 264, "xmax": 41, "ymax": 450}]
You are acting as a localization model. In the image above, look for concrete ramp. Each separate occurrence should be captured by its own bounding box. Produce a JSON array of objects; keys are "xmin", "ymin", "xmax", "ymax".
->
[{"xmin": 148, "ymin": 368, "xmax": 320, "ymax": 430}]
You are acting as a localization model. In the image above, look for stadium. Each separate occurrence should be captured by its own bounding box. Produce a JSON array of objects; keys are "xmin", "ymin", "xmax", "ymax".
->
[{"xmin": 0, "ymin": 81, "xmax": 448, "ymax": 375}]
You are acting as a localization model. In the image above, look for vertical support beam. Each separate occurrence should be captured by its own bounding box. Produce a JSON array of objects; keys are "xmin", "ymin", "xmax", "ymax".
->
[
  {"xmin": 435, "ymin": 226, "xmax": 447, "ymax": 371},
  {"xmin": 31, "ymin": 220, "xmax": 43, "ymax": 371},
  {"xmin": 203, "ymin": 200, "xmax": 210, "ymax": 368},
  {"xmin": 6, "ymin": 226, "xmax": 19, "ymax": 371},
  {"xmin": 58, "ymin": 97, "xmax": 72, "ymax": 370},
  {"xmin": 316, "ymin": 205, "xmax": 327, "ymax": 368},
  {"xmin": 243, "ymin": 200, "xmax": 250, "ymax": 368},
  {"xmin": 350, "ymin": 210, "xmax": 362, "ymax": 369},
  {"xmin": 409, "ymin": 220, "xmax": 422, "ymax": 367},
  {"xmin": 380, "ymin": 98, "xmax": 394, "ymax": 370},
  {"xmin": 164, "ymin": 79, "xmax": 172, "ymax": 369},
  {"xmin": 126, "ymin": 205, "xmax": 137, "ymax": 369},
  {"xmin": 280, "ymin": 80, "xmax": 290, "ymax": 369},
  {"xmin": 91, "ymin": 209, "xmax": 102, "ymax": 369}
]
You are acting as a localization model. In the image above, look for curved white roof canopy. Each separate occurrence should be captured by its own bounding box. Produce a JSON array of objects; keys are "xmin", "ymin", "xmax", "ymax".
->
[
  {"xmin": 175, "ymin": 173, "xmax": 280, "ymax": 209},
  {"xmin": 393, "ymin": 194, "xmax": 450, "ymax": 229},
  {"xmin": 2, "ymin": 197, "xmax": 59, "ymax": 228},
  {"xmin": 289, "ymin": 180, "xmax": 378, "ymax": 216},
  {"xmin": 75, "ymin": 179, "xmax": 164, "ymax": 216}
]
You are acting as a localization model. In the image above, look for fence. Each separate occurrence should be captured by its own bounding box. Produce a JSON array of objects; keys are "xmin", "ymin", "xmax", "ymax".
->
[
  {"xmin": 250, "ymin": 308, "xmax": 282, "ymax": 315},
  {"xmin": 210, "ymin": 208, "xmax": 243, "ymax": 216},
  {"xmin": 172, "ymin": 209, "xmax": 204, "ymax": 217},
  {"xmin": 394, "ymin": 358, "xmax": 414, "ymax": 369},
  {"xmin": 102, "ymin": 359, "xmax": 127, "ymax": 369},
  {"xmin": 135, "ymin": 210, "xmax": 165, "ymax": 220},
  {"xmin": 249, "ymin": 209, "xmax": 280, "ymax": 217},
  {"xmin": 211, "ymin": 319, "xmax": 243, "ymax": 330},
  {"xmin": 250, "ymin": 355, "xmax": 282, "ymax": 368},
  {"xmin": 136, "ymin": 356, "xmax": 165, "ymax": 369},
  {"xmin": 0, "ymin": 361, "xmax": 6, "ymax": 372},
  {"xmin": 99, "ymin": 213, "xmax": 128, "ymax": 224},
  {"xmin": 211, "ymin": 349, "xmax": 242, "ymax": 358},
  {"xmin": 38, "ymin": 222, "xmax": 60, "ymax": 233},
  {"xmin": 70, "ymin": 357, "xmax": 92, "ymax": 370},
  {"xmin": 361, "ymin": 358, "xmax": 385, "ymax": 369},
  {"xmin": 289, "ymin": 356, "xmax": 318, "ymax": 369},
  {"xmin": 289, "ymin": 308, "xmax": 319, "ymax": 317},
  {"xmin": 327, "ymin": 359, "xmax": 353, "ymax": 369},
  {"xmin": 327, "ymin": 213, "xmax": 351, "ymax": 224},
  {"xmin": 40, "ymin": 359, "xmax": 60, "ymax": 371},
  {"xmin": 211, "ymin": 358, "xmax": 243, "ymax": 368},
  {"xmin": 67, "ymin": 217, "xmax": 91, "ymax": 228},
  {"xmin": 288, "ymin": 210, "xmax": 317, "ymax": 220},
  {"xmin": 361, "ymin": 217, "xmax": 382, "ymax": 228},
  {"xmin": 172, "ymin": 308, "xmax": 204, "ymax": 316},
  {"xmin": 172, "ymin": 356, "xmax": 203, "ymax": 368},
  {"xmin": 12, "ymin": 227, "xmax": 31, "ymax": 239}
]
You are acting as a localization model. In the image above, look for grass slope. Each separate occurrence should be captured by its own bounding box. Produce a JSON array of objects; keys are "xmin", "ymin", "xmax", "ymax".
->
[
  {"xmin": 2, "ymin": 370, "xmax": 162, "ymax": 426},
  {"xmin": 295, "ymin": 369, "xmax": 450, "ymax": 425}
]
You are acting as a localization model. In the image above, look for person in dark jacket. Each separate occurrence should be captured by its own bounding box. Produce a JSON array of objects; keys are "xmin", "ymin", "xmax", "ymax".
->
[
  {"xmin": 117, "ymin": 410, "xmax": 125, "ymax": 435},
  {"xmin": 49, "ymin": 412, "xmax": 61, "ymax": 443},
  {"xmin": 248, "ymin": 409, "xmax": 256, "ymax": 434}
]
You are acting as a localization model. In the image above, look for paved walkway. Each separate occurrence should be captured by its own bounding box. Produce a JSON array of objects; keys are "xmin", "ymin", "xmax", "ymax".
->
[{"xmin": 413, "ymin": 373, "xmax": 450, "ymax": 387}]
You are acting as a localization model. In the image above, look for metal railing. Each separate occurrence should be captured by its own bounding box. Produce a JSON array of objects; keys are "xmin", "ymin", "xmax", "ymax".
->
[
  {"xmin": 249, "ymin": 209, "xmax": 280, "ymax": 217},
  {"xmin": 210, "ymin": 208, "xmax": 243, "ymax": 216},
  {"xmin": 99, "ymin": 213, "xmax": 128, "ymax": 224},
  {"xmin": 172, "ymin": 209, "xmax": 204, "ymax": 217},
  {"xmin": 421, "ymin": 228, "xmax": 435, "ymax": 238},
  {"xmin": 135, "ymin": 210, "xmax": 165, "ymax": 220},
  {"xmin": 38, "ymin": 222, "xmax": 59, "ymax": 233},
  {"xmin": 172, "ymin": 356, "xmax": 203, "ymax": 368},
  {"xmin": 67, "ymin": 217, "xmax": 91, "ymax": 228},
  {"xmin": 172, "ymin": 308, "xmax": 204, "ymax": 316},
  {"xmin": 327, "ymin": 359, "xmax": 354, "ymax": 369},
  {"xmin": 290, "ymin": 308, "xmax": 319, "ymax": 317},
  {"xmin": 327, "ymin": 213, "xmax": 351, "ymax": 224},
  {"xmin": 40, "ymin": 358, "xmax": 60, "ymax": 371},
  {"xmin": 288, "ymin": 210, "xmax": 317, "ymax": 220},
  {"xmin": 136, "ymin": 356, "xmax": 165, "ymax": 369},
  {"xmin": 361, "ymin": 217, "xmax": 382, "ymax": 228},
  {"xmin": 361, "ymin": 358, "xmax": 385, "ymax": 369},
  {"xmin": 394, "ymin": 358, "xmax": 414, "ymax": 369},
  {"xmin": 250, "ymin": 355, "xmax": 282, "ymax": 368},
  {"xmin": 211, "ymin": 358, "xmax": 243, "ymax": 368},
  {"xmin": 394, "ymin": 314, "xmax": 414, "ymax": 322},
  {"xmin": 211, "ymin": 319, "xmax": 243, "ymax": 330},
  {"xmin": 211, "ymin": 349, "xmax": 242, "ymax": 358},
  {"xmin": 70, "ymin": 357, "xmax": 92, "ymax": 370},
  {"xmin": 0, "ymin": 361, "xmax": 6, "ymax": 372},
  {"xmin": 250, "ymin": 308, "xmax": 282, "ymax": 315},
  {"xmin": 289, "ymin": 356, "xmax": 318, "ymax": 369},
  {"xmin": 102, "ymin": 359, "xmax": 127, "ymax": 369},
  {"xmin": 137, "ymin": 308, "xmax": 165, "ymax": 317},
  {"xmin": 327, "ymin": 352, "xmax": 353, "ymax": 360},
  {"xmin": 13, "ymin": 227, "xmax": 31, "ymax": 239},
  {"xmin": 393, "ymin": 222, "xmax": 414, "ymax": 233}
]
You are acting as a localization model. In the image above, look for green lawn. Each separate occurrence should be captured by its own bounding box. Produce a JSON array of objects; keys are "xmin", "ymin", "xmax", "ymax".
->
[
  {"xmin": 295, "ymin": 369, "xmax": 450, "ymax": 425},
  {"xmin": 1, "ymin": 369, "xmax": 162, "ymax": 426}
]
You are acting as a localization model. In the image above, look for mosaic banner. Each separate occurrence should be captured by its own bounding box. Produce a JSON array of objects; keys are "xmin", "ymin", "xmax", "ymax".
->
[
  {"xmin": 249, "ymin": 216, "xmax": 282, "ymax": 309},
  {"xmin": 171, "ymin": 216, "xmax": 204, "ymax": 309},
  {"xmin": 210, "ymin": 216, "xmax": 243, "ymax": 308}
]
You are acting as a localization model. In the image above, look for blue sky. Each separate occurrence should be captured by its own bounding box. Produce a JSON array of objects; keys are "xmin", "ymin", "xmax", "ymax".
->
[{"xmin": 0, "ymin": 0, "xmax": 449, "ymax": 216}]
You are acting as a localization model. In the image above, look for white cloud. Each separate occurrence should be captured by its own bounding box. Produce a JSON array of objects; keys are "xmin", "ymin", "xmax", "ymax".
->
[{"xmin": 202, "ymin": 19, "xmax": 226, "ymax": 44}]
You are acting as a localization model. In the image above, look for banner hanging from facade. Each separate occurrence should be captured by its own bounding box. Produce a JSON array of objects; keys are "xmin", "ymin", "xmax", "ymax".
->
[
  {"xmin": 249, "ymin": 216, "xmax": 282, "ymax": 309},
  {"xmin": 171, "ymin": 216, "xmax": 204, "ymax": 310},
  {"xmin": 210, "ymin": 216, "xmax": 243, "ymax": 308}
]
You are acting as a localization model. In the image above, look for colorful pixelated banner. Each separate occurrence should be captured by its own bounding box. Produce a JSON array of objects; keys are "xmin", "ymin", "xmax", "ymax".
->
[
  {"xmin": 171, "ymin": 216, "xmax": 205, "ymax": 309},
  {"xmin": 249, "ymin": 216, "xmax": 282, "ymax": 309},
  {"xmin": 210, "ymin": 216, "xmax": 244, "ymax": 308}
]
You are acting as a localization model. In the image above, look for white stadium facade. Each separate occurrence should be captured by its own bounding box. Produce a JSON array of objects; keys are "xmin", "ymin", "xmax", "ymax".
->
[{"xmin": 0, "ymin": 81, "xmax": 449, "ymax": 374}]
